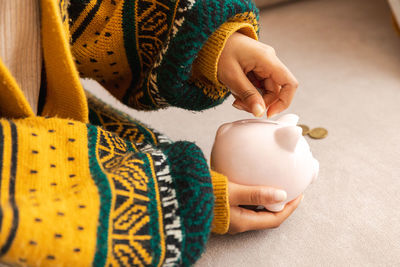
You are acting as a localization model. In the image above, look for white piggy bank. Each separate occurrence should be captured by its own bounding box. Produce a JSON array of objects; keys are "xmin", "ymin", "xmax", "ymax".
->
[{"xmin": 211, "ymin": 114, "xmax": 319, "ymax": 212}]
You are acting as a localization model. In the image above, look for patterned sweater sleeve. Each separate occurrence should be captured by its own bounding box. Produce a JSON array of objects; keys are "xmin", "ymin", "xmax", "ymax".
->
[
  {"xmin": 68, "ymin": 0, "xmax": 259, "ymax": 111},
  {"xmin": 0, "ymin": 112, "xmax": 217, "ymax": 266},
  {"xmin": 86, "ymin": 92, "xmax": 231, "ymax": 235}
]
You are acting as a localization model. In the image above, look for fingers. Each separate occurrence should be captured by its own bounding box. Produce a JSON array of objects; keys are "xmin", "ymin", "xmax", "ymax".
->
[
  {"xmin": 228, "ymin": 194, "xmax": 303, "ymax": 234},
  {"xmin": 252, "ymin": 48, "xmax": 299, "ymax": 117},
  {"xmin": 262, "ymin": 78, "xmax": 280, "ymax": 109},
  {"xmin": 231, "ymin": 59, "xmax": 298, "ymax": 117},
  {"xmin": 267, "ymin": 83, "xmax": 297, "ymax": 117},
  {"xmin": 232, "ymin": 98, "xmax": 250, "ymax": 113},
  {"xmin": 218, "ymin": 32, "xmax": 298, "ymax": 116},
  {"xmin": 264, "ymin": 61, "xmax": 298, "ymax": 117},
  {"xmin": 228, "ymin": 182, "xmax": 287, "ymax": 206},
  {"xmin": 247, "ymin": 72, "xmax": 262, "ymax": 89},
  {"xmin": 226, "ymin": 63, "xmax": 266, "ymax": 117}
]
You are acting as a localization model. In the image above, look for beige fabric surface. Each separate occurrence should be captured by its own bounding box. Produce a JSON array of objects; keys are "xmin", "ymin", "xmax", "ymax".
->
[
  {"xmin": 84, "ymin": 0, "xmax": 400, "ymax": 265},
  {"xmin": 0, "ymin": 0, "xmax": 41, "ymax": 114}
]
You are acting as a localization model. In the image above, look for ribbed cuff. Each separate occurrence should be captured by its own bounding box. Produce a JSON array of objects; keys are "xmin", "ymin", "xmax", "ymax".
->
[
  {"xmin": 192, "ymin": 21, "xmax": 258, "ymax": 88},
  {"xmin": 210, "ymin": 170, "xmax": 230, "ymax": 234}
]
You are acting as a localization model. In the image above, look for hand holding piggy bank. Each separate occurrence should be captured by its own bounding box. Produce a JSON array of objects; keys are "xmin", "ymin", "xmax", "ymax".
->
[{"xmin": 211, "ymin": 114, "xmax": 319, "ymax": 212}]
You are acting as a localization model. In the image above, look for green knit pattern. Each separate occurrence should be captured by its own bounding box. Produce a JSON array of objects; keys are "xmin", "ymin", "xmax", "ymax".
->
[
  {"xmin": 153, "ymin": 0, "xmax": 259, "ymax": 110},
  {"xmin": 86, "ymin": 93, "xmax": 214, "ymax": 266},
  {"xmin": 68, "ymin": 0, "xmax": 259, "ymax": 111},
  {"xmin": 86, "ymin": 125, "xmax": 112, "ymax": 267},
  {"xmin": 160, "ymin": 141, "xmax": 214, "ymax": 266}
]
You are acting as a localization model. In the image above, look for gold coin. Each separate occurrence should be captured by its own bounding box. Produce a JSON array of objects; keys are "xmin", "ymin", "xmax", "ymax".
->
[
  {"xmin": 308, "ymin": 127, "xmax": 328, "ymax": 139},
  {"xmin": 297, "ymin": 124, "xmax": 310, "ymax": 136}
]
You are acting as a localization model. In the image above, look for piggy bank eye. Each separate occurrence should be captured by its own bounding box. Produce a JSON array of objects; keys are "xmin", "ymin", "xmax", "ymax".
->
[{"xmin": 275, "ymin": 126, "xmax": 302, "ymax": 152}]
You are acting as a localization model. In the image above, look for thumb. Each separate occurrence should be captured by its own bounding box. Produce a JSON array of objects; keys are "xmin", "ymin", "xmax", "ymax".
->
[{"xmin": 227, "ymin": 64, "xmax": 265, "ymax": 117}]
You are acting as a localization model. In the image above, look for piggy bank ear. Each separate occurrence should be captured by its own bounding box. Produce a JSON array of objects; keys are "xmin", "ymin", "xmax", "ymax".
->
[
  {"xmin": 276, "ymin": 114, "xmax": 299, "ymax": 125},
  {"xmin": 275, "ymin": 126, "xmax": 302, "ymax": 152}
]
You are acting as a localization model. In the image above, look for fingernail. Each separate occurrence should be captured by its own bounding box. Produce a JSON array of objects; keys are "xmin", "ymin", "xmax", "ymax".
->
[
  {"xmin": 232, "ymin": 103, "xmax": 244, "ymax": 111},
  {"xmin": 274, "ymin": 190, "xmax": 287, "ymax": 202},
  {"xmin": 301, "ymin": 195, "xmax": 304, "ymax": 202},
  {"xmin": 253, "ymin": 104, "xmax": 265, "ymax": 117}
]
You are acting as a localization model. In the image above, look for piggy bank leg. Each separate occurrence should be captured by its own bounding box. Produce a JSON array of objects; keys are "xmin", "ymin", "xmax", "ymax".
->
[{"xmin": 264, "ymin": 203, "xmax": 285, "ymax": 212}]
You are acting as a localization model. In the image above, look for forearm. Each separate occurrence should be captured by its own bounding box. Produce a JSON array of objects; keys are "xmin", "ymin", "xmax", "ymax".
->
[
  {"xmin": 0, "ymin": 116, "xmax": 215, "ymax": 266},
  {"xmin": 69, "ymin": 0, "xmax": 259, "ymax": 111}
]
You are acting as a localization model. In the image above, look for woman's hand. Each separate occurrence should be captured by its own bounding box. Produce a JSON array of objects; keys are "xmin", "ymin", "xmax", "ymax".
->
[
  {"xmin": 218, "ymin": 32, "xmax": 299, "ymax": 118},
  {"xmin": 228, "ymin": 181, "xmax": 303, "ymax": 234}
]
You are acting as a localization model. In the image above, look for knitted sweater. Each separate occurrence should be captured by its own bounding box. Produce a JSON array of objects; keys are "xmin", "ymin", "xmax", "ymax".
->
[{"xmin": 0, "ymin": 0, "xmax": 259, "ymax": 266}]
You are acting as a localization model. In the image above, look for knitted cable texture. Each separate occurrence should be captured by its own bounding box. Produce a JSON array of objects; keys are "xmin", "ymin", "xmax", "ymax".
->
[
  {"xmin": 0, "ymin": 114, "xmax": 213, "ymax": 266},
  {"xmin": 68, "ymin": 0, "xmax": 259, "ymax": 111}
]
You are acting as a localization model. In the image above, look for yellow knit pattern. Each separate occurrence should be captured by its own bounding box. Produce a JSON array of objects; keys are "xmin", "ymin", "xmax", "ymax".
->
[
  {"xmin": 192, "ymin": 12, "xmax": 259, "ymax": 101},
  {"xmin": 70, "ymin": 0, "xmax": 133, "ymax": 100},
  {"xmin": 0, "ymin": 5, "xmax": 261, "ymax": 261},
  {"xmin": 92, "ymin": 126, "xmax": 163, "ymax": 266},
  {"xmin": 40, "ymin": 0, "xmax": 89, "ymax": 122},
  {"xmin": 87, "ymin": 92, "xmax": 231, "ymax": 236},
  {"xmin": 0, "ymin": 60, "xmax": 35, "ymax": 118},
  {"xmin": 0, "ymin": 117, "xmax": 99, "ymax": 266},
  {"xmin": 210, "ymin": 170, "xmax": 230, "ymax": 234}
]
